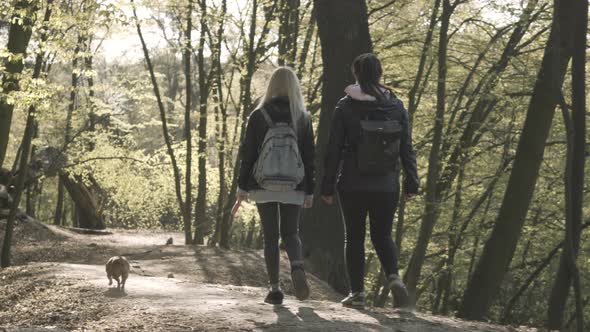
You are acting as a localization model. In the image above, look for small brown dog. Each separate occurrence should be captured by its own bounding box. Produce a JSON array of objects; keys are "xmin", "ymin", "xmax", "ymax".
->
[{"xmin": 105, "ymin": 256, "xmax": 130, "ymax": 291}]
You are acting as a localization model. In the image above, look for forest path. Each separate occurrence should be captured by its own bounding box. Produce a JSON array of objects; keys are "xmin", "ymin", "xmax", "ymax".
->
[{"xmin": 0, "ymin": 225, "xmax": 538, "ymax": 332}]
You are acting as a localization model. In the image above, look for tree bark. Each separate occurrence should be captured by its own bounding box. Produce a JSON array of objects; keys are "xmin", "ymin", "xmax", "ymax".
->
[
  {"xmin": 183, "ymin": 0, "xmax": 194, "ymax": 245},
  {"xmin": 205, "ymin": 0, "xmax": 227, "ymax": 247},
  {"xmin": 407, "ymin": 0, "xmax": 441, "ymax": 120},
  {"xmin": 435, "ymin": 166, "xmax": 464, "ymax": 314},
  {"xmin": 296, "ymin": 4, "xmax": 316, "ymax": 77},
  {"xmin": 194, "ymin": 0, "xmax": 211, "ymax": 245},
  {"xmin": 547, "ymin": 0, "xmax": 587, "ymax": 321},
  {"xmin": 0, "ymin": 0, "xmax": 38, "ymax": 169},
  {"xmin": 60, "ymin": 173, "xmax": 105, "ymax": 229},
  {"xmin": 301, "ymin": 0, "xmax": 372, "ymax": 294},
  {"xmin": 53, "ymin": 176, "xmax": 65, "ymax": 226},
  {"xmin": 278, "ymin": 0, "xmax": 300, "ymax": 66},
  {"xmin": 209, "ymin": 20, "xmax": 228, "ymax": 246},
  {"xmin": 458, "ymin": 0, "xmax": 574, "ymax": 320}
]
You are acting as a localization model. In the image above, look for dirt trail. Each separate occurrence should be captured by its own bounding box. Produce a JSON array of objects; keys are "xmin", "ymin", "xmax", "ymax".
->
[{"xmin": 0, "ymin": 224, "xmax": 539, "ymax": 332}]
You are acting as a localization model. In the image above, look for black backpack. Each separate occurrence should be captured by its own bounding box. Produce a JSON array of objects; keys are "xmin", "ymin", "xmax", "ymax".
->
[{"xmin": 356, "ymin": 114, "xmax": 402, "ymax": 175}]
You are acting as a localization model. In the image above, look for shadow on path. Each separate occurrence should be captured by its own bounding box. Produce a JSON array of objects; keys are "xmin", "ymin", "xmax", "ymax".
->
[
  {"xmin": 103, "ymin": 288, "xmax": 128, "ymax": 298},
  {"xmin": 255, "ymin": 305, "xmax": 388, "ymax": 332}
]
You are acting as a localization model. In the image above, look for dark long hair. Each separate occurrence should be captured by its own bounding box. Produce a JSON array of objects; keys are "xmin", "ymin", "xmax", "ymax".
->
[{"xmin": 352, "ymin": 53, "xmax": 390, "ymax": 100}]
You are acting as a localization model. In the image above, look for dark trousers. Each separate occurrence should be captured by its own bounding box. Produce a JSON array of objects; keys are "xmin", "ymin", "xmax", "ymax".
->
[
  {"xmin": 339, "ymin": 191, "xmax": 400, "ymax": 293},
  {"xmin": 256, "ymin": 202, "xmax": 304, "ymax": 285}
]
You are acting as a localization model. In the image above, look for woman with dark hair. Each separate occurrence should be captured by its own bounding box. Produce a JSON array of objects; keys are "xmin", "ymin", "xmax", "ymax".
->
[{"xmin": 321, "ymin": 53, "xmax": 419, "ymax": 308}]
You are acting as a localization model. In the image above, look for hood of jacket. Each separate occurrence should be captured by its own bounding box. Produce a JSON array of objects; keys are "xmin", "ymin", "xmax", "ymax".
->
[{"xmin": 344, "ymin": 84, "xmax": 399, "ymax": 112}]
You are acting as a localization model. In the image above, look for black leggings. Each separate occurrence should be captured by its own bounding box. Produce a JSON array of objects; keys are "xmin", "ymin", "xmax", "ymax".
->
[
  {"xmin": 339, "ymin": 191, "xmax": 400, "ymax": 293},
  {"xmin": 256, "ymin": 202, "xmax": 304, "ymax": 285}
]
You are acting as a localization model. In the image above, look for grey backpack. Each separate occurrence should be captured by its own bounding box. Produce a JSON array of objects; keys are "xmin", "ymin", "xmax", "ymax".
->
[{"xmin": 253, "ymin": 108, "xmax": 305, "ymax": 191}]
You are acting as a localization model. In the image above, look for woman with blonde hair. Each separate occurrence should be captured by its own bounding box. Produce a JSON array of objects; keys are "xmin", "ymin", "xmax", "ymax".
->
[{"xmin": 232, "ymin": 66, "xmax": 315, "ymax": 305}]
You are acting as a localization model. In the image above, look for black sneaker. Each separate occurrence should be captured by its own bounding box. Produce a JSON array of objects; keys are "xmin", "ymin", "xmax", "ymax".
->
[
  {"xmin": 341, "ymin": 292, "xmax": 365, "ymax": 308},
  {"xmin": 389, "ymin": 274, "xmax": 410, "ymax": 308},
  {"xmin": 291, "ymin": 267, "xmax": 310, "ymax": 301},
  {"xmin": 264, "ymin": 290, "xmax": 284, "ymax": 305}
]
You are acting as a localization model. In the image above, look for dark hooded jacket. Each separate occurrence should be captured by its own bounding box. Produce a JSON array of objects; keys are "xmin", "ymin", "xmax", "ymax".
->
[
  {"xmin": 238, "ymin": 96, "xmax": 315, "ymax": 195},
  {"xmin": 321, "ymin": 87, "xmax": 419, "ymax": 195}
]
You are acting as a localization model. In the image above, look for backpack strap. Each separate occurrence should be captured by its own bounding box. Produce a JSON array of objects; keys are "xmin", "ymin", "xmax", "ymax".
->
[{"xmin": 260, "ymin": 108, "xmax": 275, "ymax": 128}]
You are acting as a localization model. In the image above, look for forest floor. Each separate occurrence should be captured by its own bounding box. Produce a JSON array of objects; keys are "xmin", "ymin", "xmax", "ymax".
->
[{"xmin": 0, "ymin": 220, "xmax": 544, "ymax": 332}]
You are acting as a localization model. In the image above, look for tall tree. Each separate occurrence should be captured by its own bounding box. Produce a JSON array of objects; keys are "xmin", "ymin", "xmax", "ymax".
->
[
  {"xmin": 208, "ymin": 0, "xmax": 228, "ymax": 247},
  {"xmin": 1, "ymin": 0, "xmax": 53, "ymax": 267},
  {"xmin": 458, "ymin": 0, "xmax": 575, "ymax": 320},
  {"xmin": 404, "ymin": 0, "xmax": 459, "ymax": 300},
  {"xmin": 54, "ymin": 34, "xmax": 84, "ymax": 226},
  {"xmin": 0, "ymin": 0, "xmax": 39, "ymax": 169},
  {"xmin": 193, "ymin": 0, "xmax": 211, "ymax": 245},
  {"xmin": 301, "ymin": 0, "xmax": 372, "ymax": 294},
  {"xmin": 132, "ymin": 0, "xmax": 191, "ymax": 243},
  {"xmin": 183, "ymin": 0, "xmax": 194, "ymax": 245},
  {"xmin": 546, "ymin": 0, "xmax": 587, "ymax": 328}
]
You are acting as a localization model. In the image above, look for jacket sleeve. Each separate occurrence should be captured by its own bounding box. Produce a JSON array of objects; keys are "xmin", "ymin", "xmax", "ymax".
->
[
  {"xmin": 321, "ymin": 105, "xmax": 346, "ymax": 196},
  {"xmin": 301, "ymin": 114, "xmax": 315, "ymax": 196},
  {"xmin": 237, "ymin": 111, "xmax": 259, "ymax": 192},
  {"xmin": 399, "ymin": 104, "xmax": 419, "ymax": 195}
]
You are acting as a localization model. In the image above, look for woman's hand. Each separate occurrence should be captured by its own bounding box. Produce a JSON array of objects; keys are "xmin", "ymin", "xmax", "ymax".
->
[
  {"xmin": 231, "ymin": 197, "xmax": 243, "ymax": 216},
  {"xmin": 232, "ymin": 189, "xmax": 249, "ymax": 216},
  {"xmin": 321, "ymin": 196, "xmax": 334, "ymax": 205},
  {"xmin": 303, "ymin": 196, "xmax": 313, "ymax": 209}
]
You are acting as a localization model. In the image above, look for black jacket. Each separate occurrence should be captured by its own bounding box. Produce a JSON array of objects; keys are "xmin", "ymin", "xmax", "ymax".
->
[
  {"xmin": 321, "ymin": 93, "xmax": 419, "ymax": 195},
  {"xmin": 238, "ymin": 97, "xmax": 315, "ymax": 195}
]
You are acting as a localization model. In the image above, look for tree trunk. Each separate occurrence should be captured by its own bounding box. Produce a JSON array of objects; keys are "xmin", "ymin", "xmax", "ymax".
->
[
  {"xmin": 132, "ymin": 0, "xmax": 188, "ymax": 242},
  {"xmin": 182, "ymin": 0, "xmax": 194, "ymax": 244},
  {"xmin": 278, "ymin": 0, "xmax": 300, "ymax": 66},
  {"xmin": 0, "ymin": 0, "xmax": 38, "ymax": 169},
  {"xmin": 404, "ymin": 0, "xmax": 454, "ymax": 301},
  {"xmin": 547, "ymin": 0, "xmax": 586, "ymax": 325},
  {"xmin": 1, "ymin": 1, "xmax": 52, "ymax": 267},
  {"xmin": 183, "ymin": 0, "xmax": 194, "ymax": 245},
  {"xmin": 301, "ymin": 0, "xmax": 372, "ymax": 295},
  {"xmin": 53, "ymin": 175, "xmax": 65, "ymax": 225},
  {"xmin": 407, "ymin": 0, "xmax": 441, "ymax": 120},
  {"xmin": 435, "ymin": 166, "xmax": 464, "ymax": 314},
  {"xmin": 207, "ymin": 0, "xmax": 227, "ymax": 247},
  {"xmin": 55, "ymin": 34, "xmax": 83, "ymax": 226},
  {"xmin": 296, "ymin": 4, "xmax": 316, "ymax": 77},
  {"xmin": 60, "ymin": 173, "xmax": 105, "ymax": 229},
  {"xmin": 25, "ymin": 163, "xmax": 37, "ymax": 218},
  {"xmin": 210, "ymin": 73, "xmax": 228, "ymax": 247},
  {"xmin": 458, "ymin": 0, "xmax": 574, "ymax": 320},
  {"xmin": 194, "ymin": 0, "xmax": 211, "ymax": 245}
]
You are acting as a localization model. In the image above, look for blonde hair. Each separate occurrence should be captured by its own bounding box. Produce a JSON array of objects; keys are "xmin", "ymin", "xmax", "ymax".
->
[{"xmin": 256, "ymin": 66, "xmax": 307, "ymax": 131}]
